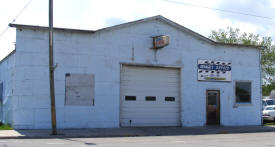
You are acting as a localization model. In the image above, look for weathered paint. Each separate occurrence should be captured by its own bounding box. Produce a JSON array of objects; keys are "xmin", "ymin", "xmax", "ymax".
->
[{"xmin": 1, "ymin": 17, "xmax": 261, "ymax": 129}]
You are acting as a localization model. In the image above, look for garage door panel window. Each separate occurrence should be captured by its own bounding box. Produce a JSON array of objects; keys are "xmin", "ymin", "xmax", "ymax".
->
[
  {"xmin": 165, "ymin": 97, "xmax": 175, "ymax": 101},
  {"xmin": 125, "ymin": 96, "xmax": 136, "ymax": 101},
  {"xmin": 145, "ymin": 96, "xmax": 156, "ymax": 101},
  {"xmin": 235, "ymin": 81, "xmax": 251, "ymax": 103}
]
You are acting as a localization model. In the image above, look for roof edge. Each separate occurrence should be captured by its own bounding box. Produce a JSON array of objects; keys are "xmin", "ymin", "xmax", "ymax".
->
[
  {"xmin": 215, "ymin": 42, "xmax": 263, "ymax": 49},
  {"xmin": 0, "ymin": 50, "xmax": 16, "ymax": 64},
  {"xmin": 155, "ymin": 16, "xmax": 262, "ymax": 49},
  {"xmin": 95, "ymin": 15, "xmax": 162, "ymax": 32},
  {"xmin": 9, "ymin": 23, "xmax": 95, "ymax": 33},
  {"xmin": 9, "ymin": 15, "xmax": 261, "ymax": 49}
]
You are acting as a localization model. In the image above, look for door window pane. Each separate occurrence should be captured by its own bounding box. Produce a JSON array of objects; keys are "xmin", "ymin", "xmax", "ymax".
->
[{"xmin": 208, "ymin": 95, "xmax": 217, "ymax": 105}]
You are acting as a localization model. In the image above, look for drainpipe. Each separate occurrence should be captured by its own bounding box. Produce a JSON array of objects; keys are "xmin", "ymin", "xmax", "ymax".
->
[{"xmin": 259, "ymin": 48, "xmax": 263, "ymax": 126}]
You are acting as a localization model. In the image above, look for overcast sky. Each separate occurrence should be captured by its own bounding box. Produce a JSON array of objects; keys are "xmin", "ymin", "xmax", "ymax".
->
[{"xmin": 0, "ymin": 0, "xmax": 275, "ymax": 60}]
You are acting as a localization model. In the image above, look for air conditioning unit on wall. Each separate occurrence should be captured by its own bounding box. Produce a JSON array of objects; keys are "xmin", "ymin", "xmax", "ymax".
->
[{"xmin": 152, "ymin": 35, "xmax": 170, "ymax": 49}]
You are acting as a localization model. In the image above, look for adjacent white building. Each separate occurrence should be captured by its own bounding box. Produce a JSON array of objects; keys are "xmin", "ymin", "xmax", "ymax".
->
[{"xmin": 0, "ymin": 15, "xmax": 262, "ymax": 129}]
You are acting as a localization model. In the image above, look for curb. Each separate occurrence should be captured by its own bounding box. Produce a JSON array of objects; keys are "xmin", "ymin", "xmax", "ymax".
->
[
  {"xmin": 1, "ymin": 127, "xmax": 275, "ymax": 139},
  {"xmin": 0, "ymin": 134, "xmax": 143, "ymax": 139}
]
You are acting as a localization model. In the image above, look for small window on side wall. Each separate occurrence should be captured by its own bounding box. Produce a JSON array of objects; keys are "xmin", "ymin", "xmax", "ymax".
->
[{"xmin": 235, "ymin": 81, "xmax": 251, "ymax": 103}]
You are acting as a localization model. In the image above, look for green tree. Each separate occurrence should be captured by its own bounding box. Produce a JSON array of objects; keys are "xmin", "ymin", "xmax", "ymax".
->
[
  {"xmin": 262, "ymin": 82, "xmax": 275, "ymax": 96},
  {"xmin": 209, "ymin": 27, "xmax": 275, "ymax": 96}
]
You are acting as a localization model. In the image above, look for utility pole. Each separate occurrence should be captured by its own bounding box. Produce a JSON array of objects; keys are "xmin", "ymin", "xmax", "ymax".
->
[{"xmin": 49, "ymin": 0, "xmax": 57, "ymax": 135}]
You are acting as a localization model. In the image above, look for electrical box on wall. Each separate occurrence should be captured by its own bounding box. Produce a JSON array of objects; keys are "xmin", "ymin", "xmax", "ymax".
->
[{"xmin": 152, "ymin": 35, "xmax": 169, "ymax": 49}]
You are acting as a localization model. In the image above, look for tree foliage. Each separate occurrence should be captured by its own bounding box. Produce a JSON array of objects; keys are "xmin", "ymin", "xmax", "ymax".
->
[
  {"xmin": 209, "ymin": 27, "xmax": 275, "ymax": 85},
  {"xmin": 262, "ymin": 82, "xmax": 275, "ymax": 96}
]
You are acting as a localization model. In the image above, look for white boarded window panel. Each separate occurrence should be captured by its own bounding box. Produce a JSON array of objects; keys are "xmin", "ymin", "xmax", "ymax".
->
[{"xmin": 65, "ymin": 74, "xmax": 94, "ymax": 106}]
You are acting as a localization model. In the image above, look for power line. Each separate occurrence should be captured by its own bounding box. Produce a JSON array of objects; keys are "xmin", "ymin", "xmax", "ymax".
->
[
  {"xmin": 0, "ymin": 0, "xmax": 33, "ymax": 39},
  {"xmin": 12, "ymin": 0, "xmax": 33, "ymax": 23},
  {"xmin": 163, "ymin": 0, "xmax": 275, "ymax": 21},
  {"xmin": 0, "ymin": 27, "xmax": 10, "ymax": 40}
]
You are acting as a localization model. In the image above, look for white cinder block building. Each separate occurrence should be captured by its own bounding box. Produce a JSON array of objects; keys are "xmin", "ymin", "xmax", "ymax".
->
[{"xmin": 0, "ymin": 16, "xmax": 262, "ymax": 129}]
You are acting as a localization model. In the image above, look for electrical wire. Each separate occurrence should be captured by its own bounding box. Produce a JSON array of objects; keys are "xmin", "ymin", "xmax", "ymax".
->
[
  {"xmin": 0, "ymin": 0, "xmax": 33, "ymax": 39},
  {"xmin": 162, "ymin": 0, "xmax": 275, "ymax": 21}
]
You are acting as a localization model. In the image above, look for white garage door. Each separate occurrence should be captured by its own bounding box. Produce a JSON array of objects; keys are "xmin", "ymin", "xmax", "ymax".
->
[{"xmin": 120, "ymin": 65, "xmax": 180, "ymax": 127}]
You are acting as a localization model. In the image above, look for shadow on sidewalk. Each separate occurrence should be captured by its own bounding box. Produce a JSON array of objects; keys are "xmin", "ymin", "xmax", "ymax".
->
[{"xmin": 12, "ymin": 126, "xmax": 275, "ymax": 139}]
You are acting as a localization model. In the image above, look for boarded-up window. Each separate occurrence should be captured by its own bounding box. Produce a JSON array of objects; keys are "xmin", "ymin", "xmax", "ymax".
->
[{"xmin": 65, "ymin": 74, "xmax": 95, "ymax": 106}]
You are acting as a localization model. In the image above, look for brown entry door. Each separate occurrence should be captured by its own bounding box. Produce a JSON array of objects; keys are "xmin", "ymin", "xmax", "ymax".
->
[{"xmin": 206, "ymin": 90, "xmax": 220, "ymax": 125}]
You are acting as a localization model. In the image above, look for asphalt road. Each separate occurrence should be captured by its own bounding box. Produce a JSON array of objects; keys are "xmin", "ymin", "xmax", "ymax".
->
[{"xmin": 1, "ymin": 132, "xmax": 275, "ymax": 147}]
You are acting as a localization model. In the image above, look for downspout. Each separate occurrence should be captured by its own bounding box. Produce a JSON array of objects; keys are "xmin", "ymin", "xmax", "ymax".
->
[{"xmin": 259, "ymin": 48, "xmax": 263, "ymax": 126}]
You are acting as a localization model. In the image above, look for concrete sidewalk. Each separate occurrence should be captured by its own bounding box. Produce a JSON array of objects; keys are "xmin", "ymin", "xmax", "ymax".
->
[{"xmin": 1, "ymin": 126, "xmax": 275, "ymax": 139}]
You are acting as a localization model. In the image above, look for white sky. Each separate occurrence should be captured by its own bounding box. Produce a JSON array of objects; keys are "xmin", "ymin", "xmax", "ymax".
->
[{"xmin": 1, "ymin": 0, "xmax": 275, "ymax": 60}]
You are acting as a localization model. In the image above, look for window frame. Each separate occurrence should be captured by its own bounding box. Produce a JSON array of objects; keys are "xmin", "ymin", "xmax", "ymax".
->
[{"xmin": 234, "ymin": 80, "xmax": 252, "ymax": 104}]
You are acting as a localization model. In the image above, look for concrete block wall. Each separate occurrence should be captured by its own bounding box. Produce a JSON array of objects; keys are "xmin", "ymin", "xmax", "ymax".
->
[
  {"xmin": 0, "ymin": 52, "xmax": 16, "ymax": 125},
  {"xmin": 10, "ymin": 18, "xmax": 261, "ymax": 129}
]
